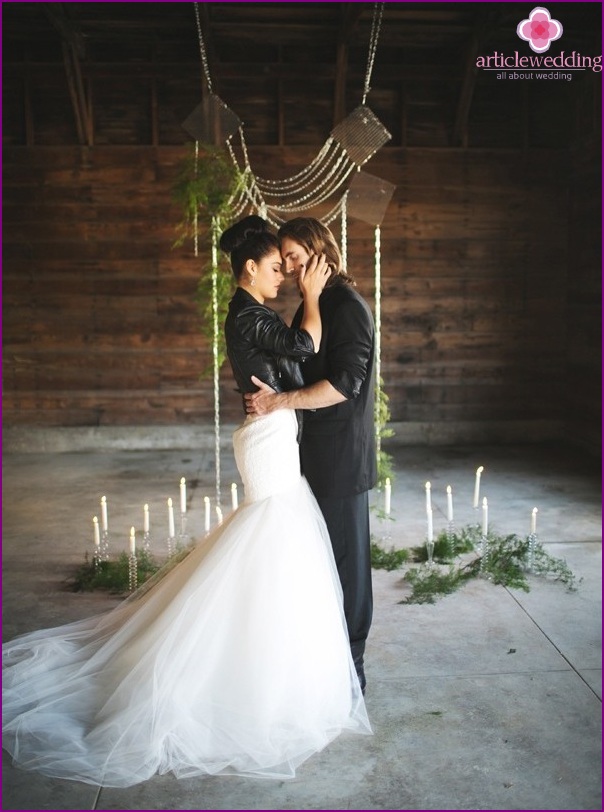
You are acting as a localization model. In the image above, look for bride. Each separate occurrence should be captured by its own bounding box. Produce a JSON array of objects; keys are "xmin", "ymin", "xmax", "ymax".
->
[{"xmin": 2, "ymin": 216, "xmax": 371, "ymax": 788}]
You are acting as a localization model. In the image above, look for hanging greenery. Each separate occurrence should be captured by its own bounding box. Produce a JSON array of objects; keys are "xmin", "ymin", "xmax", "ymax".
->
[
  {"xmin": 172, "ymin": 143, "xmax": 244, "ymax": 375},
  {"xmin": 371, "ymin": 524, "xmax": 579, "ymax": 605},
  {"xmin": 375, "ymin": 376, "xmax": 394, "ymax": 485},
  {"xmin": 172, "ymin": 142, "xmax": 243, "ymax": 248}
]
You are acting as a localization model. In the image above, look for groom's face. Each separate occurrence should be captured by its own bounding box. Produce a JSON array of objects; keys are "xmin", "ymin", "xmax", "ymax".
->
[{"xmin": 280, "ymin": 237, "xmax": 311, "ymax": 288}]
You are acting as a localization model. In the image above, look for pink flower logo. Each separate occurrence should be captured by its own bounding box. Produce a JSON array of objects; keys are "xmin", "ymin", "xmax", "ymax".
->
[{"xmin": 517, "ymin": 7, "xmax": 563, "ymax": 53}]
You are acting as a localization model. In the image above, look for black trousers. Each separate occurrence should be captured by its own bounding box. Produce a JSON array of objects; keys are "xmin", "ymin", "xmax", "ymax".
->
[{"xmin": 315, "ymin": 491, "xmax": 373, "ymax": 672}]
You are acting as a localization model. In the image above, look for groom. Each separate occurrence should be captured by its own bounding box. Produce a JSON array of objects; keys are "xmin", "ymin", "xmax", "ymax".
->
[{"xmin": 245, "ymin": 217, "xmax": 376, "ymax": 693}]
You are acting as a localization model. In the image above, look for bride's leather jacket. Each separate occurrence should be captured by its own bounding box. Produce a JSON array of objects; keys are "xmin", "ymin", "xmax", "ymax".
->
[{"xmin": 225, "ymin": 287, "xmax": 315, "ymax": 407}]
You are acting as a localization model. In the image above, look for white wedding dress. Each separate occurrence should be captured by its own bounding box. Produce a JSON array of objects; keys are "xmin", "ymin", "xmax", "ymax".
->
[{"xmin": 2, "ymin": 409, "xmax": 371, "ymax": 787}]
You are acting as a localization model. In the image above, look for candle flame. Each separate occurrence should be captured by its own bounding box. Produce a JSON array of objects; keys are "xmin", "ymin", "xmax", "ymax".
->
[
  {"xmin": 180, "ymin": 477, "xmax": 186, "ymax": 485},
  {"xmin": 168, "ymin": 497, "xmax": 173, "ymax": 507},
  {"xmin": 482, "ymin": 497, "xmax": 488, "ymax": 506},
  {"xmin": 446, "ymin": 485, "xmax": 452, "ymax": 493},
  {"xmin": 93, "ymin": 516, "xmax": 98, "ymax": 523},
  {"xmin": 477, "ymin": 466, "xmax": 484, "ymax": 474}
]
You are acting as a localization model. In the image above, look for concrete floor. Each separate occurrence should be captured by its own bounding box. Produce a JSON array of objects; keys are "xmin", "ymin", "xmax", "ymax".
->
[{"xmin": 1, "ymin": 436, "xmax": 601, "ymax": 811}]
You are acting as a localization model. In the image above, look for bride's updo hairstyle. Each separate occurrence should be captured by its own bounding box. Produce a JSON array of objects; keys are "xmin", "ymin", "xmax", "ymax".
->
[{"xmin": 219, "ymin": 215, "xmax": 280, "ymax": 281}]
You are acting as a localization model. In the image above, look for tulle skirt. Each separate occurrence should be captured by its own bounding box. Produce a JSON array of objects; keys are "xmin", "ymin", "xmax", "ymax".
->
[{"xmin": 2, "ymin": 410, "xmax": 371, "ymax": 787}]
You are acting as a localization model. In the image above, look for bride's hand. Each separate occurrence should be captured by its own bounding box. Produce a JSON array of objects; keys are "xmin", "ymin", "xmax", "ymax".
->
[{"xmin": 298, "ymin": 253, "xmax": 331, "ymax": 299}]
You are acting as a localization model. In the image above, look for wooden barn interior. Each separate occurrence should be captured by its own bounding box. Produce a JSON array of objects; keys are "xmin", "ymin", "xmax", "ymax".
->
[
  {"xmin": 2, "ymin": 1, "xmax": 602, "ymax": 453},
  {"xmin": 2, "ymin": 7, "xmax": 602, "ymax": 808}
]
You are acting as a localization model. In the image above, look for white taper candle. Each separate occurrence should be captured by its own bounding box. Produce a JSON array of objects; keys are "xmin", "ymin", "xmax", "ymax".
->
[
  {"xmin": 473, "ymin": 466, "xmax": 484, "ymax": 508},
  {"xmin": 384, "ymin": 478, "xmax": 391, "ymax": 515},
  {"xmin": 168, "ymin": 498, "xmax": 175, "ymax": 538},
  {"xmin": 101, "ymin": 495, "xmax": 108, "ymax": 532},
  {"xmin": 180, "ymin": 477, "xmax": 187, "ymax": 514},
  {"xmin": 204, "ymin": 496, "xmax": 210, "ymax": 533}
]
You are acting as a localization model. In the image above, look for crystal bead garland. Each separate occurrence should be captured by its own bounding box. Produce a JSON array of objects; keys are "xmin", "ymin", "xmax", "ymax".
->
[
  {"xmin": 340, "ymin": 192, "xmax": 348, "ymax": 268},
  {"xmin": 211, "ymin": 217, "xmax": 222, "ymax": 510},
  {"xmin": 374, "ymin": 224, "xmax": 382, "ymax": 469}
]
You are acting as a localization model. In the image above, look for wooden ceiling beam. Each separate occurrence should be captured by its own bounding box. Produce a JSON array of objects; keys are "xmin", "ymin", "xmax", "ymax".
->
[
  {"xmin": 451, "ymin": 8, "xmax": 499, "ymax": 148},
  {"xmin": 333, "ymin": 3, "xmax": 365, "ymax": 126},
  {"xmin": 44, "ymin": 4, "xmax": 92, "ymax": 146}
]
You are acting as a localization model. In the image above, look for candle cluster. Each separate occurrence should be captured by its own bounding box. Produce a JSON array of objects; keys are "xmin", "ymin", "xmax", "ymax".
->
[
  {"xmin": 382, "ymin": 467, "xmax": 540, "ymax": 550},
  {"xmin": 418, "ymin": 466, "xmax": 539, "ymax": 545},
  {"xmin": 90, "ymin": 479, "xmax": 241, "ymax": 558}
]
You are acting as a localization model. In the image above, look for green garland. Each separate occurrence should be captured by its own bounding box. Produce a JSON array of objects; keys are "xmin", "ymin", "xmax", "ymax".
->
[
  {"xmin": 371, "ymin": 524, "xmax": 579, "ymax": 605},
  {"xmin": 69, "ymin": 550, "xmax": 161, "ymax": 594}
]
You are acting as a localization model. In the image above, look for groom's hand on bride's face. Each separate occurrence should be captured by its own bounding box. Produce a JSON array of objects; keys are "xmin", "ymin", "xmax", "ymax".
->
[{"xmin": 245, "ymin": 376, "xmax": 278, "ymax": 415}]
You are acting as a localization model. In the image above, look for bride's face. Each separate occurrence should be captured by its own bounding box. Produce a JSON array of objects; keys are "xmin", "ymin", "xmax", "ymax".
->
[{"xmin": 246, "ymin": 248, "xmax": 285, "ymax": 303}]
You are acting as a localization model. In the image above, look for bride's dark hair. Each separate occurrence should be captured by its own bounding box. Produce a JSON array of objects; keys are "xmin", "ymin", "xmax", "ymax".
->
[{"xmin": 219, "ymin": 215, "xmax": 280, "ymax": 281}]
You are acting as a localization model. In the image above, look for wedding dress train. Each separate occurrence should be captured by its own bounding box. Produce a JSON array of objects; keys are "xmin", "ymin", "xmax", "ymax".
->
[{"xmin": 2, "ymin": 410, "xmax": 370, "ymax": 787}]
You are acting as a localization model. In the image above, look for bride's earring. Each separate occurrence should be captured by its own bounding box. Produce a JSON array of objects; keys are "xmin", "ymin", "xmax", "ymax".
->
[{"xmin": 250, "ymin": 276, "xmax": 255, "ymax": 287}]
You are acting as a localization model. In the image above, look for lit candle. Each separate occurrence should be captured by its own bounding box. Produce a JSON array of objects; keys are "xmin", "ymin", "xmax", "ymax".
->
[
  {"xmin": 231, "ymin": 483, "xmax": 238, "ymax": 510},
  {"xmin": 216, "ymin": 505, "xmax": 223, "ymax": 526},
  {"xmin": 101, "ymin": 495, "xmax": 108, "ymax": 532},
  {"xmin": 425, "ymin": 481, "xmax": 432, "ymax": 513},
  {"xmin": 129, "ymin": 526, "xmax": 136, "ymax": 555},
  {"xmin": 384, "ymin": 477, "xmax": 391, "ymax": 515},
  {"xmin": 143, "ymin": 503, "xmax": 150, "ymax": 534},
  {"xmin": 204, "ymin": 496, "xmax": 210, "ymax": 533},
  {"xmin": 531, "ymin": 507, "xmax": 538, "ymax": 535},
  {"xmin": 473, "ymin": 466, "xmax": 484, "ymax": 508},
  {"xmin": 446, "ymin": 485, "xmax": 453, "ymax": 522},
  {"xmin": 427, "ymin": 506, "xmax": 434, "ymax": 542},
  {"xmin": 168, "ymin": 497, "xmax": 175, "ymax": 538},
  {"xmin": 93, "ymin": 516, "xmax": 100, "ymax": 548},
  {"xmin": 180, "ymin": 477, "xmax": 187, "ymax": 514},
  {"xmin": 482, "ymin": 496, "xmax": 488, "ymax": 536}
]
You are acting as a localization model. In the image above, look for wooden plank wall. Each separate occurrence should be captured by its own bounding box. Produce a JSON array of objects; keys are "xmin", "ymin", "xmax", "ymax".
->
[
  {"xmin": 565, "ymin": 79, "xmax": 602, "ymax": 452},
  {"xmin": 3, "ymin": 142, "xmax": 579, "ymax": 436}
]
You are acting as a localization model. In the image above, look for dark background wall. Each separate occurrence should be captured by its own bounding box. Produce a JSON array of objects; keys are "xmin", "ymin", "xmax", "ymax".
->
[{"xmin": 2, "ymin": 2, "xmax": 601, "ymax": 451}]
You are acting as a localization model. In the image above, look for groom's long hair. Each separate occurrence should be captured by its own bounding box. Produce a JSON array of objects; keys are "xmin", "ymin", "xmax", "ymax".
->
[{"xmin": 278, "ymin": 218, "xmax": 355, "ymax": 287}]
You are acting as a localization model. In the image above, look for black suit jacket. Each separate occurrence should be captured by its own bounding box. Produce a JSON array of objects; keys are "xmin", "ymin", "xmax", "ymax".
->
[{"xmin": 292, "ymin": 279, "xmax": 377, "ymax": 498}]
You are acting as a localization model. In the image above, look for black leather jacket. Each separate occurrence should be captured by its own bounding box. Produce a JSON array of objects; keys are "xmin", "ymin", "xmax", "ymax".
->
[{"xmin": 225, "ymin": 287, "xmax": 315, "ymax": 410}]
